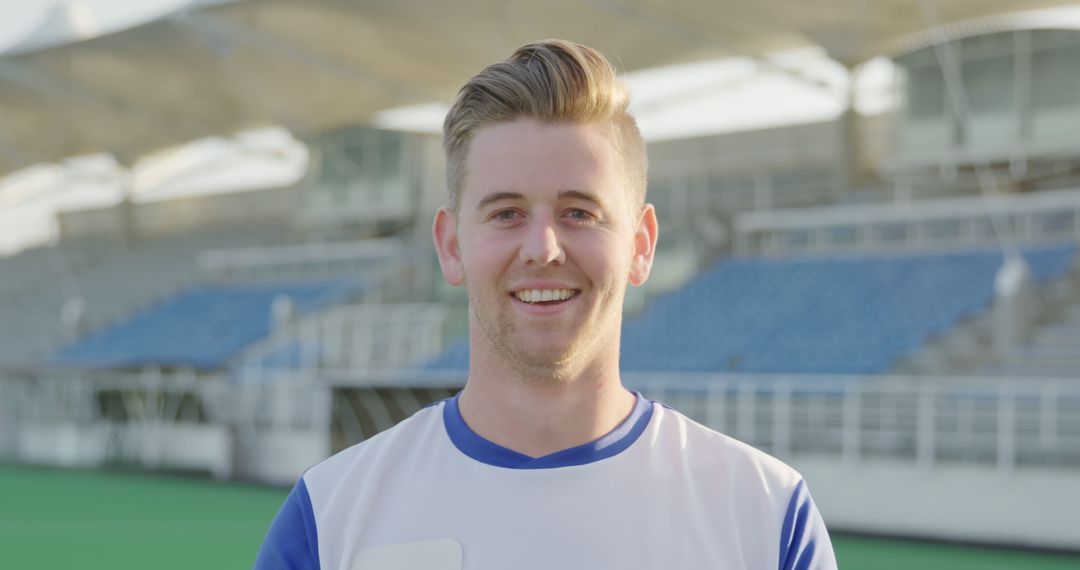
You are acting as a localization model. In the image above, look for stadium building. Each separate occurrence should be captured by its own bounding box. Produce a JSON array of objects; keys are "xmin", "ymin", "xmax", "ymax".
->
[{"xmin": 1, "ymin": 0, "xmax": 1080, "ymax": 558}]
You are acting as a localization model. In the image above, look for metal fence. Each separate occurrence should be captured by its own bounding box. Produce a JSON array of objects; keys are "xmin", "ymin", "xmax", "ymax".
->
[
  {"xmin": 627, "ymin": 373, "xmax": 1080, "ymax": 471},
  {"xmin": 2, "ymin": 369, "xmax": 1078, "ymax": 478},
  {"xmin": 734, "ymin": 187, "xmax": 1080, "ymax": 255}
]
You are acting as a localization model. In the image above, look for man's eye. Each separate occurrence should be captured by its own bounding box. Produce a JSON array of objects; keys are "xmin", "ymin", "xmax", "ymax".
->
[
  {"xmin": 566, "ymin": 209, "xmax": 596, "ymax": 221},
  {"xmin": 492, "ymin": 210, "xmax": 520, "ymax": 221}
]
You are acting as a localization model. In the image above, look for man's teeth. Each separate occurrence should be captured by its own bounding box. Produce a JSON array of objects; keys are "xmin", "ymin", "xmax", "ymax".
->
[{"xmin": 514, "ymin": 289, "xmax": 575, "ymax": 303}]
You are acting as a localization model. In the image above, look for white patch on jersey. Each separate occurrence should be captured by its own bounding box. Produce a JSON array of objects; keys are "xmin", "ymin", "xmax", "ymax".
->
[{"xmin": 351, "ymin": 538, "xmax": 462, "ymax": 570}]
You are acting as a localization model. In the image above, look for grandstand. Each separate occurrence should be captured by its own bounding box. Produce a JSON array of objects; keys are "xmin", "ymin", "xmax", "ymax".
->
[
  {"xmin": 50, "ymin": 278, "xmax": 366, "ymax": 370},
  {"xmin": 0, "ymin": 223, "xmax": 291, "ymax": 367},
  {"xmin": 990, "ymin": 305, "xmax": 1080, "ymax": 376},
  {"xmin": 627, "ymin": 242, "xmax": 1076, "ymax": 374},
  {"xmin": 3, "ymin": 0, "xmax": 1080, "ymax": 562}
]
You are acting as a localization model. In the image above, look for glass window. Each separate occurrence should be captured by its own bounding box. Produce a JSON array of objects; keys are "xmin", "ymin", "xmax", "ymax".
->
[
  {"xmin": 963, "ymin": 54, "xmax": 1013, "ymax": 114},
  {"xmin": 906, "ymin": 64, "xmax": 946, "ymax": 119},
  {"xmin": 1032, "ymin": 43, "xmax": 1080, "ymax": 108},
  {"xmin": 379, "ymin": 133, "xmax": 404, "ymax": 203}
]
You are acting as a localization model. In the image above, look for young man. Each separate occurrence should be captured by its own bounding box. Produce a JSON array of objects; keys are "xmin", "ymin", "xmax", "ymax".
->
[{"xmin": 256, "ymin": 40, "xmax": 836, "ymax": 569}]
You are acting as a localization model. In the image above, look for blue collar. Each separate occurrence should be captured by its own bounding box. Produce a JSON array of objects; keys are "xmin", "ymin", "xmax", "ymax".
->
[{"xmin": 443, "ymin": 391, "xmax": 654, "ymax": 469}]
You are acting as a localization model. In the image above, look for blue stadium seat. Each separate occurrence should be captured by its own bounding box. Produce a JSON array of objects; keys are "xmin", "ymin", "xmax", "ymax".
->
[
  {"xmin": 50, "ymin": 278, "xmax": 365, "ymax": 370},
  {"xmin": 424, "ymin": 242, "xmax": 1078, "ymax": 375}
]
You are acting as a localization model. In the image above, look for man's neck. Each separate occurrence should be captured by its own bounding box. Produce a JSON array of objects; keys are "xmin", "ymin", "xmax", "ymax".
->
[{"xmin": 457, "ymin": 354, "xmax": 636, "ymax": 459}]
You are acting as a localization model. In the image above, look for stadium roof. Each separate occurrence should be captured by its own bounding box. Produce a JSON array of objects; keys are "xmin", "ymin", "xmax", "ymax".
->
[{"xmin": 0, "ymin": 0, "xmax": 1076, "ymax": 176}]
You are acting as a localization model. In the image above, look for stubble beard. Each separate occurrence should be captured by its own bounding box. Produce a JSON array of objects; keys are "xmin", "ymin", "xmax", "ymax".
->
[{"xmin": 467, "ymin": 281, "xmax": 623, "ymax": 385}]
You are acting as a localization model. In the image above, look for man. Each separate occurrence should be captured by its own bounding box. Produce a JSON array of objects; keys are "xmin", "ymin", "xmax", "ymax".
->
[{"xmin": 256, "ymin": 40, "xmax": 836, "ymax": 570}]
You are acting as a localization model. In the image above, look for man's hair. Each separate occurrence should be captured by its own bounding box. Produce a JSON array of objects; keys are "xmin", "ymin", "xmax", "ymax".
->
[{"xmin": 442, "ymin": 39, "xmax": 646, "ymax": 211}]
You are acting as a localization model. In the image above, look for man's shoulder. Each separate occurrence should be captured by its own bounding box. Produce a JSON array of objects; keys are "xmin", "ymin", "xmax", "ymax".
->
[
  {"xmin": 303, "ymin": 399, "xmax": 448, "ymax": 492},
  {"xmin": 650, "ymin": 401, "xmax": 804, "ymax": 489}
]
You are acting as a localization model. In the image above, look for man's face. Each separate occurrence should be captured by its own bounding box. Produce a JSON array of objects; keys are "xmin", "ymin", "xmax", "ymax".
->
[{"xmin": 434, "ymin": 118, "xmax": 657, "ymax": 378}]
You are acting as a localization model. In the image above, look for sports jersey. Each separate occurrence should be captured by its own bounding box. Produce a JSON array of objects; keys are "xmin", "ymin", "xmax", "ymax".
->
[{"xmin": 255, "ymin": 392, "xmax": 836, "ymax": 569}]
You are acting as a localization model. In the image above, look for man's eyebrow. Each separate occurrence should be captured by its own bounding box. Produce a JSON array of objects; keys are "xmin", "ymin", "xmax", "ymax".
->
[
  {"xmin": 475, "ymin": 191, "xmax": 523, "ymax": 210},
  {"xmin": 560, "ymin": 189, "xmax": 605, "ymax": 208}
]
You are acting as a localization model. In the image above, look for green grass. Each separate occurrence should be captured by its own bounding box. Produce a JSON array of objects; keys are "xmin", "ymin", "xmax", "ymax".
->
[
  {"xmin": 0, "ymin": 464, "xmax": 286, "ymax": 569},
  {"xmin": 1, "ymin": 464, "xmax": 1078, "ymax": 569},
  {"xmin": 833, "ymin": 535, "xmax": 1080, "ymax": 570}
]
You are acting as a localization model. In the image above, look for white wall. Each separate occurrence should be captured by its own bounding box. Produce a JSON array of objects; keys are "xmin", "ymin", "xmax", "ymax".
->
[
  {"xmin": 234, "ymin": 430, "xmax": 331, "ymax": 486},
  {"xmin": 795, "ymin": 456, "xmax": 1080, "ymax": 550},
  {"xmin": 16, "ymin": 421, "xmax": 234, "ymax": 479}
]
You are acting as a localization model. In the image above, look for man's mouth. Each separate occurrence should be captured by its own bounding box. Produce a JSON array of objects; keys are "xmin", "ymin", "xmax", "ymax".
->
[{"xmin": 512, "ymin": 288, "xmax": 578, "ymax": 304}]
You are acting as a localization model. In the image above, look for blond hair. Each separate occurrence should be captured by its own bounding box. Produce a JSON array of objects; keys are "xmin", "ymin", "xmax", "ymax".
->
[{"xmin": 442, "ymin": 39, "xmax": 646, "ymax": 211}]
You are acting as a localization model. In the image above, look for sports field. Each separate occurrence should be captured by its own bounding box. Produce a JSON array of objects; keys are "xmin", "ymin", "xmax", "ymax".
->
[{"xmin": 1, "ymin": 464, "xmax": 1078, "ymax": 569}]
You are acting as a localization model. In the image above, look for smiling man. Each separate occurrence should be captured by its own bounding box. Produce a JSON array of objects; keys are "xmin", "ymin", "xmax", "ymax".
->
[{"xmin": 256, "ymin": 40, "xmax": 836, "ymax": 570}]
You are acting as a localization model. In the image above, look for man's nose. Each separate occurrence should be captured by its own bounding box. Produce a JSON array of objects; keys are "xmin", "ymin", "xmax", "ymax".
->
[{"xmin": 519, "ymin": 217, "xmax": 565, "ymax": 266}]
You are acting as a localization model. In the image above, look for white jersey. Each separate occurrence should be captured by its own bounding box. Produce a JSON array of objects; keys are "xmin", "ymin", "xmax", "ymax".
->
[{"xmin": 255, "ymin": 393, "xmax": 836, "ymax": 570}]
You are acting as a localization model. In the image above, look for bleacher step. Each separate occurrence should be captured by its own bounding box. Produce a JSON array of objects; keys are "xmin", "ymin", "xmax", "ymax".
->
[
  {"xmin": 1012, "ymin": 344, "xmax": 1080, "ymax": 358},
  {"xmin": 984, "ymin": 366, "xmax": 1080, "ymax": 377},
  {"xmin": 1001, "ymin": 353, "xmax": 1080, "ymax": 369},
  {"xmin": 1032, "ymin": 325, "xmax": 1080, "ymax": 343}
]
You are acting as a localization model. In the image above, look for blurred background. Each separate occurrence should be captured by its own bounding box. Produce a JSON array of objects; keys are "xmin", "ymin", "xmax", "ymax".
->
[{"xmin": 1, "ymin": 0, "xmax": 1080, "ymax": 568}]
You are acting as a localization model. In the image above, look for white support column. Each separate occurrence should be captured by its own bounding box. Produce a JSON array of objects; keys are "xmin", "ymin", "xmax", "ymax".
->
[
  {"xmin": 1040, "ymin": 382, "xmax": 1058, "ymax": 453},
  {"xmin": 917, "ymin": 384, "xmax": 936, "ymax": 469},
  {"xmin": 271, "ymin": 372, "xmax": 294, "ymax": 431},
  {"xmin": 704, "ymin": 380, "xmax": 726, "ymax": 433},
  {"xmin": 353, "ymin": 309, "xmax": 372, "ymax": 372},
  {"xmin": 1014, "ymin": 30, "xmax": 1033, "ymax": 144},
  {"xmin": 842, "ymin": 381, "xmax": 861, "ymax": 465},
  {"xmin": 993, "ymin": 254, "xmax": 1034, "ymax": 356},
  {"xmin": 836, "ymin": 68, "xmax": 862, "ymax": 194},
  {"xmin": 301, "ymin": 319, "xmax": 320, "ymax": 369},
  {"xmin": 998, "ymin": 385, "xmax": 1016, "ymax": 475},
  {"xmin": 773, "ymin": 382, "xmax": 792, "ymax": 459},
  {"xmin": 737, "ymin": 379, "xmax": 756, "ymax": 445}
]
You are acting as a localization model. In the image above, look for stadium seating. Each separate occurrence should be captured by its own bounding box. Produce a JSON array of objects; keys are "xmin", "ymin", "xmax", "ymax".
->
[
  {"xmin": 50, "ymin": 278, "xmax": 365, "ymax": 370},
  {"xmin": 425, "ymin": 243, "xmax": 1078, "ymax": 374},
  {"xmin": 982, "ymin": 305, "xmax": 1080, "ymax": 377},
  {"xmin": 0, "ymin": 225, "xmax": 290, "ymax": 368}
]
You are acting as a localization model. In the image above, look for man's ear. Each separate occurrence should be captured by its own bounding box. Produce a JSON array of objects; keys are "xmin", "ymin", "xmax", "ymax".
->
[
  {"xmin": 629, "ymin": 204, "xmax": 658, "ymax": 286},
  {"xmin": 433, "ymin": 207, "xmax": 465, "ymax": 287}
]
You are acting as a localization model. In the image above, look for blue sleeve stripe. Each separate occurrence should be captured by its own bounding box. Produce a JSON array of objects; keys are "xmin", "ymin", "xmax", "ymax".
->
[
  {"xmin": 779, "ymin": 479, "xmax": 834, "ymax": 570},
  {"xmin": 254, "ymin": 477, "xmax": 320, "ymax": 570},
  {"xmin": 297, "ymin": 479, "xmax": 319, "ymax": 568}
]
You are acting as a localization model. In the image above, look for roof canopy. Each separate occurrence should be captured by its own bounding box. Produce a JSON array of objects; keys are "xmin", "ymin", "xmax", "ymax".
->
[{"xmin": 0, "ymin": 0, "xmax": 1073, "ymax": 175}]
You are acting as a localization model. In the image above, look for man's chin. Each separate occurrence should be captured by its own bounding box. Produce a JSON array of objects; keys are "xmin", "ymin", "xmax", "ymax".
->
[{"xmin": 502, "ymin": 342, "xmax": 579, "ymax": 379}]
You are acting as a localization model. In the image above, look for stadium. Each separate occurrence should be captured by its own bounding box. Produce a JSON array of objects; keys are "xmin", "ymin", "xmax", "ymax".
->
[{"xmin": 2, "ymin": 0, "xmax": 1080, "ymax": 567}]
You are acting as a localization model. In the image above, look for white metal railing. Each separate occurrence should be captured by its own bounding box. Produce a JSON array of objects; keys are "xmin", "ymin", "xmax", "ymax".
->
[
  {"xmin": 0, "ymin": 368, "xmax": 234, "ymax": 478},
  {"xmin": 312, "ymin": 370, "xmax": 1080, "ymax": 471},
  {"xmin": 734, "ymin": 186, "xmax": 1080, "ymax": 254},
  {"xmin": 626, "ymin": 373, "xmax": 1080, "ymax": 472},
  {"xmin": 2, "ymin": 370, "xmax": 1078, "ymax": 477},
  {"xmin": 198, "ymin": 239, "xmax": 407, "ymax": 280},
  {"xmin": 238, "ymin": 303, "xmax": 446, "ymax": 372}
]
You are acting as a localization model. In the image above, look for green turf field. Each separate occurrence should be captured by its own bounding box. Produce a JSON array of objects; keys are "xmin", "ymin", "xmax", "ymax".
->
[
  {"xmin": 0, "ymin": 464, "xmax": 283, "ymax": 569},
  {"xmin": 2, "ymin": 464, "xmax": 1078, "ymax": 569}
]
